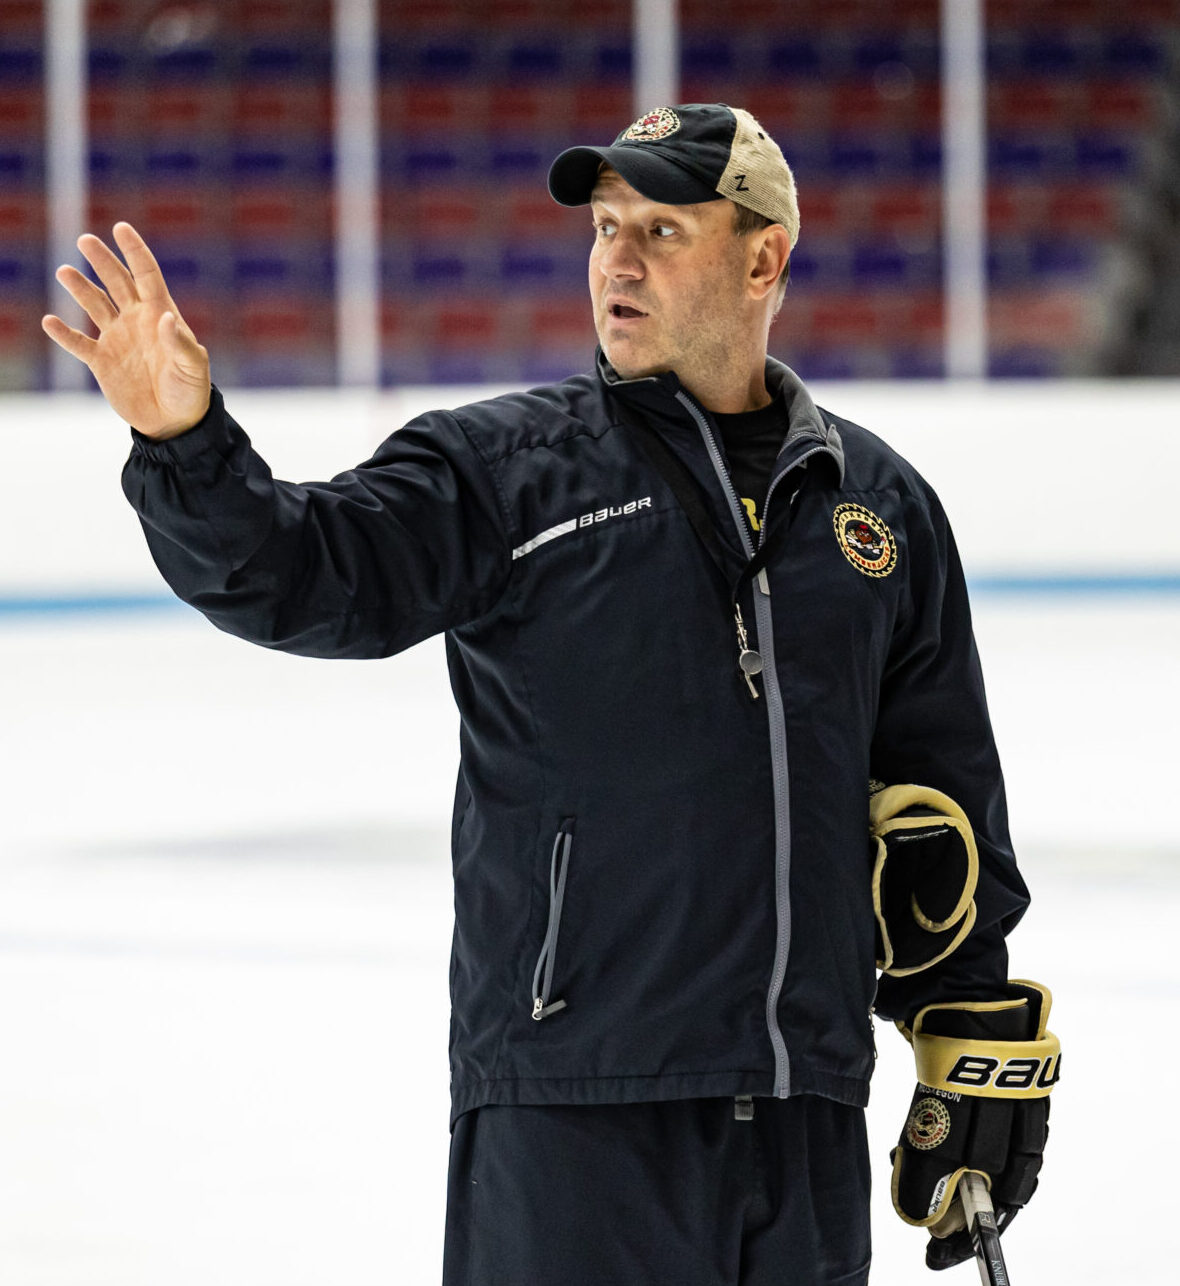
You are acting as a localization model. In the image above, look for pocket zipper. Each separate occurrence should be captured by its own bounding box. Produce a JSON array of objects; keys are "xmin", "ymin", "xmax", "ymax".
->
[{"xmin": 531, "ymin": 822, "xmax": 574, "ymax": 1020}]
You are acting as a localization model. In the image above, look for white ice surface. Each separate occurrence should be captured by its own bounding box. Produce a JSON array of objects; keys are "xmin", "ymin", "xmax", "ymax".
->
[{"xmin": 1, "ymin": 600, "xmax": 1177, "ymax": 1284}]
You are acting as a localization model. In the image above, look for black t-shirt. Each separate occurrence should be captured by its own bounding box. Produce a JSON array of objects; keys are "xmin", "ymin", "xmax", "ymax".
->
[{"xmin": 713, "ymin": 401, "xmax": 788, "ymax": 535}]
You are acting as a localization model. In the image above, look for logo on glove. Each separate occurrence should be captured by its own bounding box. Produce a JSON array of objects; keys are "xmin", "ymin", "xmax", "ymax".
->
[{"xmin": 905, "ymin": 1096, "xmax": 952, "ymax": 1151}]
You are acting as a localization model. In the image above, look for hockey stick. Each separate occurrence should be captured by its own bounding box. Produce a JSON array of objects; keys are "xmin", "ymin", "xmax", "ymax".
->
[{"xmin": 960, "ymin": 1173, "xmax": 1010, "ymax": 1286}]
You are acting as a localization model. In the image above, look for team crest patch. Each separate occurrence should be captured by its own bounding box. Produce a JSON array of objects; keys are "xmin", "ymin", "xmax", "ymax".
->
[
  {"xmin": 833, "ymin": 503, "xmax": 897, "ymax": 578},
  {"xmin": 621, "ymin": 107, "xmax": 681, "ymax": 142},
  {"xmin": 905, "ymin": 1097, "xmax": 952, "ymax": 1151}
]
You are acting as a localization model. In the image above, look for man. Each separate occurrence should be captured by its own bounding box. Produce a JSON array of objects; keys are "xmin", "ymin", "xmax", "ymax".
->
[{"xmin": 44, "ymin": 104, "xmax": 1057, "ymax": 1285}]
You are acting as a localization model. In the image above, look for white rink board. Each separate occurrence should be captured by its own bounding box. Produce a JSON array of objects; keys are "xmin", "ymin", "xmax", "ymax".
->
[{"xmin": 1, "ymin": 378, "xmax": 1178, "ymax": 590}]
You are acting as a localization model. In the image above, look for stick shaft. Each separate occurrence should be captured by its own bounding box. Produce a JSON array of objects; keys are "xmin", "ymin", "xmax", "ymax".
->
[{"xmin": 960, "ymin": 1173, "xmax": 1011, "ymax": 1286}]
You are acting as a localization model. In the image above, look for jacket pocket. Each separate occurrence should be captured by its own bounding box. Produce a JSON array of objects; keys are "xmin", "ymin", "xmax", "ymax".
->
[{"xmin": 530, "ymin": 818, "xmax": 575, "ymax": 1021}]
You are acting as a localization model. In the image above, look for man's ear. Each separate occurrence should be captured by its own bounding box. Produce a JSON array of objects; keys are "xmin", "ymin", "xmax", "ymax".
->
[{"xmin": 749, "ymin": 225, "xmax": 791, "ymax": 301}]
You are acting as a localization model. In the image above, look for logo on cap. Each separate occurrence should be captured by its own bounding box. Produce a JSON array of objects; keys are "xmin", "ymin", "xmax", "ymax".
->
[{"xmin": 621, "ymin": 107, "xmax": 681, "ymax": 142}]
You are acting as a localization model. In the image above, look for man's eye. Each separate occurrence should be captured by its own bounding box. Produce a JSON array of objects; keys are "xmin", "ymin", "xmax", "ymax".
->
[
  {"xmin": 653, "ymin": 225, "xmax": 677, "ymax": 238},
  {"xmin": 595, "ymin": 222, "xmax": 616, "ymax": 237}
]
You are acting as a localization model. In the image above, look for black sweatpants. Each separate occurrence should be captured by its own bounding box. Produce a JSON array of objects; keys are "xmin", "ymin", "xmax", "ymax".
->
[{"xmin": 442, "ymin": 1095, "xmax": 871, "ymax": 1285}]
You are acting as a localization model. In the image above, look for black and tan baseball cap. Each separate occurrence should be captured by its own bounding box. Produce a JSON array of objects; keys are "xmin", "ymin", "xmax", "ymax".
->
[{"xmin": 548, "ymin": 103, "xmax": 800, "ymax": 248}]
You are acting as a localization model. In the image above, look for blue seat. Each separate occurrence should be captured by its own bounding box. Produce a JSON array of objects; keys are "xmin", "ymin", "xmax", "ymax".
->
[
  {"xmin": 987, "ymin": 242, "xmax": 1030, "ymax": 288},
  {"xmin": 150, "ymin": 46, "xmax": 220, "ymax": 79},
  {"xmin": 0, "ymin": 45, "xmax": 40, "ymax": 81},
  {"xmin": 989, "ymin": 348, "xmax": 1061, "ymax": 378},
  {"xmin": 233, "ymin": 253, "xmax": 327, "ymax": 291},
  {"xmin": 827, "ymin": 134, "xmax": 895, "ymax": 177},
  {"xmin": 154, "ymin": 253, "xmax": 217, "ymax": 290},
  {"xmin": 487, "ymin": 140, "xmax": 550, "ymax": 180},
  {"xmin": 503, "ymin": 39, "xmax": 565, "ymax": 79},
  {"xmin": 397, "ymin": 141, "xmax": 468, "ymax": 184},
  {"xmin": 989, "ymin": 134, "xmax": 1067, "ymax": 178},
  {"xmin": 767, "ymin": 37, "xmax": 827, "ymax": 78},
  {"xmin": 1074, "ymin": 133, "xmax": 1139, "ymax": 177},
  {"xmin": 0, "ymin": 147, "xmax": 40, "ymax": 187},
  {"xmin": 411, "ymin": 252, "xmax": 476, "ymax": 288},
  {"xmin": 890, "ymin": 348, "xmax": 944, "ymax": 379},
  {"xmin": 0, "ymin": 251, "xmax": 41, "ymax": 293},
  {"xmin": 853, "ymin": 33, "xmax": 938, "ymax": 78},
  {"xmin": 593, "ymin": 40, "xmax": 632, "ymax": 81},
  {"xmin": 1017, "ymin": 32, "xmax": 1085, "ymax": 75},
  {"xmin": 1027, "ymin": 239, "xmax": 1097, "ymax": 280},
  {"xmin": 682, "ymin": 37, "xmax": 736, "ymax": 78},
  {"xmin": 851, "ymin": 245, "xmax": 939, "ymax": 288},
  {"xmin": 908, "ymin": 134, "xmax": 943, "ymax": 177},
  {"xmin": 146, "ymin": 145, "xmax": 219, "ymax": 180},
  {"xmin": 499, "ymin": 246, "xmax": 583, "ymax": 285},
  {"xmin": 427, "ymin": 352, "xmax": 496, "ymax": 384},
  {"xmin": 792, "ymin": 348, "xmax": 866, "ymax": 380},
  {"xmin": 241, "ymin": 42, "xmax": 328, "ymax": 78},
  {"xmin": 1102, "ymin": 31, "xmax": 1167, "ymax": 76},
  {"xmin": 409, "ymin": 38, "xmax": 482, "ymax": 79}
]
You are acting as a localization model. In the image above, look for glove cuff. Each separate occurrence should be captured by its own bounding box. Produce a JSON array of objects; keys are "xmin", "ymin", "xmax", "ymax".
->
[{"xmin": 911, "ymin": 980, "xmax": 1061, "ymax": 1100}]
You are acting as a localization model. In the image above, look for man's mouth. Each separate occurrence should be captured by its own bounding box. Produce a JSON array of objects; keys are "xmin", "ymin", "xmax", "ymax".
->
[{"xmin": 609, "ymin": 303, "xmax": 647, "ymax": 319}]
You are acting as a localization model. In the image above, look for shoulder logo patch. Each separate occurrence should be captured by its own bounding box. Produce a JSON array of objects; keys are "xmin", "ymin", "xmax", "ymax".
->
[
  {"xmin": 833, "ymin": 503, "xmax": 897, "ymax": 578},
  {"xmin": 905, "ymin": 1096, "xmax": 951, "ymax": 1151},
  {"xmin": 620, "ymin": 107, "xmax": 681, "ymax": 142}
]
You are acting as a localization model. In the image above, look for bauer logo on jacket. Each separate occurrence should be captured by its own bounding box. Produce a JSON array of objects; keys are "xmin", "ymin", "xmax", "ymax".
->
[{"xmin": 833, "ymin": 503, "xmax": 897, "ymax": 578}]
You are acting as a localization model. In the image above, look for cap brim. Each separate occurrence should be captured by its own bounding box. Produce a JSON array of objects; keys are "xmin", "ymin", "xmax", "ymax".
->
[{"xmin": 547, "ymin": 144, "xmax": 720, "ymax": 208}]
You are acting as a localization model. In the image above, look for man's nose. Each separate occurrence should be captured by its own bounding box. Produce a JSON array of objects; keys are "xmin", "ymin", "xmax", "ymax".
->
[{"xmin": 596, "ymin": 230, "xmax": 644, "ymax": 279}]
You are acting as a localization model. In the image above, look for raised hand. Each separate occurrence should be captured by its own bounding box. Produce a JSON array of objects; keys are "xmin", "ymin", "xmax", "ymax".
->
[{"xmin": 42, "ymin": 222, "xmax": 211, "ymax": 440}]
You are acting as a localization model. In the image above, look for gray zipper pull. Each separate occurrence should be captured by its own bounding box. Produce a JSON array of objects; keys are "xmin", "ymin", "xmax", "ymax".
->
[
  {"xmin": 734, "ymin": 1095, "xmax": 755, "ymax": 1121},
  {"xmin": 532, "ymin": 996, "xmax": 568, "ymax": 1021},
  {"xmin": 734, "ymin": 602, "xmax": 762, "ymax": 699}
]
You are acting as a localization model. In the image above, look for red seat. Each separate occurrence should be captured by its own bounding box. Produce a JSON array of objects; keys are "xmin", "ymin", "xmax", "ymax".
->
[
  {"xmin": 1044, "ymin": 184, "xmax": 1121, "ymax": 235},
  {"xmin": 434, "ymin": 302, "xmax": 500, "ymax": 348},
  {"xmin": 526, "ymin": 298, "xmax": 594, "ymax": 346},
  {"xmin": 799, "ymin": 186, "xmax": 844, "ymax": 235},
  {"xmin": 989, "ymin": 81, "xmax": 1078, "ymax": 131},
  {"xmin": 987, "ymin": 185, "xmax": 1046, "ymax": 236},
  {"xmin": 990, "ymin": 288, "xmax": 1093, "ymax": 348},
  {"xmin": 1085, "ymin": 81, "xmax": 1159, "ymax": 130},
  {"xmin": 0, "ymin": 88, "xmax": 41, "ymax": 139},
  {"xmin": 233, "ymin": 85, "xmax": 330, "ymax": 136},
  {"xmin": 807, "ymin": 295, "xmax": 890, "ymax": 345},
  {"xmin": 0, "ymin": 193, "xmax": 43, "ymax": 240},
  {"xmin": 488, "ymin": 86, "xmax": 567, "ymax": 133},
  {"xmin": 570, "ymin": 87, "xmax": 631, "ymax": 136},
  {"xmin": 868, "ymin": 184, "xmax": 939, "ymax": 235}
]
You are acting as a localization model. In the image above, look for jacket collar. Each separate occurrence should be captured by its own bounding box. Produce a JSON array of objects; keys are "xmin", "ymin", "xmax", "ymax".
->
[{"xmin": 596, "ymin": 348, "xmax": 845, "ymax": 485}]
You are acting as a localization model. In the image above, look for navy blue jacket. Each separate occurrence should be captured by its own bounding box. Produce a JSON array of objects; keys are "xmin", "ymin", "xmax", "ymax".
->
[{"xmin": 123, "ymin": 354, "xmax": 1029, "ymax": 1123}]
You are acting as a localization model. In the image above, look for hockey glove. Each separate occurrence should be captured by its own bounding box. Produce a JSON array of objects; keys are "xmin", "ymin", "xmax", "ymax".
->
[
  {"xmin": 869, "ymin": 783, "xmax": 978, "ymax": 976},
  {"xmin": 891, "ymin": 980, "xmax": 1060, "ymax": 1271}
]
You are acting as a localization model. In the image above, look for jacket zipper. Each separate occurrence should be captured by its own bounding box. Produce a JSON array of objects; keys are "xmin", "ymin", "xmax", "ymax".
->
[
  {"xmin": 531, "ymin": 820, "xmax": 574, "ymax": 1020},
  {"xmin": 674, "ymin": 390, "xmax": 796, "ymax": 1099}
]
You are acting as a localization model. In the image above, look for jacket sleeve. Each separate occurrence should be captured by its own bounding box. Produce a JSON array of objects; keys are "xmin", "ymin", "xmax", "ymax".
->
[
  {"xmin": 121, "ymin": 386, "xmax": 514, "ymax": 658},
  {"xmin": 871, "ymin": 481, "xmax": 1030, "ymax": 1025}
]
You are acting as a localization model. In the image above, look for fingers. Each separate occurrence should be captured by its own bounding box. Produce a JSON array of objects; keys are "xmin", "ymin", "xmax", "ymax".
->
[
  {"xmin": 54, "ymin": 264, "xmax": 119, "ymax": 328},
  {"xmin": 41, "ymin": 313, "xmax": 98, "ymax": 364},
  {"xmin": 77, "ymin": 232, "xmax": 138, "ymax": 310},
  {"xmin": 112, "ymin": 222, "xmax": 170, "ymax": 304}
]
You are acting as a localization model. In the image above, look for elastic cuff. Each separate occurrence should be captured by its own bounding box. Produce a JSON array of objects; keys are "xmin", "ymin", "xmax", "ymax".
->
[{"xmin": 129, "ymin": 385, "xmax": 227, "ymax": 464}]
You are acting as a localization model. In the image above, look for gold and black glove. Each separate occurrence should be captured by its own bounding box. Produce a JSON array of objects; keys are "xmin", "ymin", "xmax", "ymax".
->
[
  {"xmin": 870, "ymin": 783, "xmax": 978, "ymax": 976},
  {"xmin": 891, "ymin": 980, "xmax": 1061, "ymax": 1271}
]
